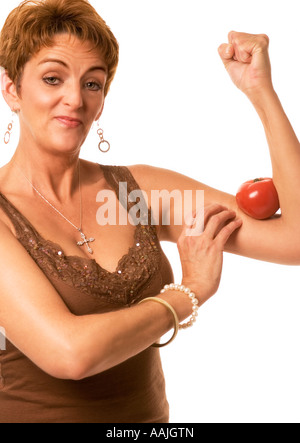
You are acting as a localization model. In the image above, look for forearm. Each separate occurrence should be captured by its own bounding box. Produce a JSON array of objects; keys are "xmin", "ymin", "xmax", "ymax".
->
[
  {"xmin": 249, "ymin": 86, "xmax": 300, "ymax": 225},
  {"xmin": 71, "ymin": 290, "xmax": 193, "ymax": 379}
]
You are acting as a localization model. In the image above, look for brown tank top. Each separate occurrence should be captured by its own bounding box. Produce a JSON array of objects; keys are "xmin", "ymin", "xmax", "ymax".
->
[{"xmin": 0, "ymin": 164, "xmax": 174, "ymax": 423}]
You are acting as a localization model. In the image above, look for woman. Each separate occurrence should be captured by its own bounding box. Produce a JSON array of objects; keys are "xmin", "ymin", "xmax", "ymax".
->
[{"xmin": 0, "ymin": 0, "xmax": 298, "ymax": 424}]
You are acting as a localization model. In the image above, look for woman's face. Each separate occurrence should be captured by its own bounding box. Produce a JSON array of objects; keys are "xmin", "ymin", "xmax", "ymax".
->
[{"xmin": 14, "ymin": 33, "xmax": 108, "ymax": 155}]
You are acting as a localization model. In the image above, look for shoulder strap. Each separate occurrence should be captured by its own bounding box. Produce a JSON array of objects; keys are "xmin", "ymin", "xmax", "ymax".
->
[{"xmin": 0, "ymin": 191, "xmax": 40, "ymax": 240}]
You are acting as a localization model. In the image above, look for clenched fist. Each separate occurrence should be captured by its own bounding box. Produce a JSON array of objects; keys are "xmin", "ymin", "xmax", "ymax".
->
[{"xmin": 218, "ymin": 31, "xmax": 273, "ymax": 97}]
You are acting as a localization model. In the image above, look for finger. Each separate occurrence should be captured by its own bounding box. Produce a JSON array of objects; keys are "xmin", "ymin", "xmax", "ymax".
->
[
  {"xmin": 203, "ymin": 204, "xmax": 229, "ymax": 226},
  {"xmin": 234, "ymin": 46, "xmax": 252, "ymax": 64},
  {"xmin": 218, "ymin": 43, "xmax": 236, "ymax": 70},
  {"xmin": 228, "ymin": 31, "xmax": 267, "ymax": 63},
  {"xmin": 227, "ymin": 33, "xmax": 253, "ymax": 63},
  {"xmin": 214, "ymin": 218, "xmax": 243, "ymax": 249},
  {"xmin": 228, "ymin": 30, "xmax": 253, "ymax": 44},
  {"xmin": 229, "ymin": 31, "xmax": 269, "ymax": 47},
  {"xmin": 218, "ymin": 43, "xmax": 234, "ymax": 61},
  {"xmin": 228, "ymin": 30, "xmax": 234, "ymax": 43},
  {"xmin": 184, "ymin": 204, "xmax": 226, "ymax": 232},
  {"xmin": 182, "ymin": 204, "xmax": 231, "ymax": 239},
  {"xmin": 204, "ymin": 209, "xmax": 238, "ymax": 239}
]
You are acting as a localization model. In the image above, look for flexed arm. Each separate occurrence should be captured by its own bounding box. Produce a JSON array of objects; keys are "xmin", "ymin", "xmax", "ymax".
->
[
  {"xmin": 131, "ymin": 32, "xmax": 300, "ymax": 265},
  {"xmin": 219, "ymin": 31, "xmax": 300, "ymax": 226}
]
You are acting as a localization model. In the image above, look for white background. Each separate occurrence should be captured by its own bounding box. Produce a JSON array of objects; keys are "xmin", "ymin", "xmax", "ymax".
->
[{"xmin": 1, "ymin": 0, "xmax": 300, "ymax": 423}]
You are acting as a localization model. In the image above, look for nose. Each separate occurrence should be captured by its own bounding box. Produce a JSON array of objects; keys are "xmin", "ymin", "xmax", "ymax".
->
[{"xmin": 63, "ymin": 82, "xmax": 84, "ymax": 109}]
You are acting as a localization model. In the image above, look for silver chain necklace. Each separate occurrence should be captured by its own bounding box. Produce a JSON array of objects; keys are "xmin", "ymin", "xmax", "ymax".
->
[{"xmin": 13, "ymin": 161, "xmax": 95, "ymax": 254}]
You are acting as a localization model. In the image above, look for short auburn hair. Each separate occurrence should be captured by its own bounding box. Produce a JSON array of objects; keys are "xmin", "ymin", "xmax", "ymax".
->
[{"xmin": 0, "ymin": 0, "xmax": 119, "ymax": 96}]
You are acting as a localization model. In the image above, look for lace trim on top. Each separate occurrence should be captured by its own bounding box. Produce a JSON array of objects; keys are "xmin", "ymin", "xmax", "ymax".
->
[{"xmin": 0, "ymin": 165, "xmax": 162, "ymax": 306}]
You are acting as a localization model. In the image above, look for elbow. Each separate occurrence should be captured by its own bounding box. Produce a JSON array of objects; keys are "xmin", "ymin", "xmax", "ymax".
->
[
  {"xmin": 58, "ymin": 344, "xmax": 107, "ymax": 381},
  {"xmin": 42, "ymin": 322, "xmax": 108, "ymax": 381},
  {"xmin": 59, "ymin": 347, "xmax": 90, "ymax": 381},
  {"xmin": 60, "ymin": 358, "xmax": 87, "ymax": 381},
  {"xmin": 40, "ymin": 342, "xmax": 90, "ymax": 381},
  {"xmin": 41, "ymin": 353, "xmax": 86, "ymax": 381},
  {"xmin": 47, "ymin": 358, "xmax": 87, "ymax": 381}
]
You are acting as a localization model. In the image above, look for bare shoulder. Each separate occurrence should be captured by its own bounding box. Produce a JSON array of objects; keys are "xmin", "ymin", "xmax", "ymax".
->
[
  {"xmin": 88, "ymin": 161, "xmax": 194, "ymax": 191},
  {"xmin": 0, "ymin": 165, "xmax": 19, "ymax": 234},
  {"xmin": 126, "ymin": 164, "xmax": 199, "ymax": 191},
  {"xmin": 126, "ymin": 164, "xmax": 164, "ymax": 185},
  {"xmin": 126, "ymin": 164, "xmax": 232, "ymax": 204}
]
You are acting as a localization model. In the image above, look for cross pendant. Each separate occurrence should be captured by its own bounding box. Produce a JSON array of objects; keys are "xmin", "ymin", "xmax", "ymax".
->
[{"xmin": 77, "ymin": 230, "xmax": 95, "ymax": 254}]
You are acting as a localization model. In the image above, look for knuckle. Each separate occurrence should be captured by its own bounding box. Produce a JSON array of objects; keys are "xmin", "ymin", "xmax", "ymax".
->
[
  {"xmin": 222, "ymin": 226, "xmax": 232, "ymax": 238},
  {"xmin": 208, "ymin": 243, "xmax": 220, "ymax": 256},
  {"xmin": 228, "ymin": 30, "xmax": 234, "ymax": 40},
  {"xmin": 256, "ymin": 34, "xmax": 269, "ymax": 49},
  {"xmin": 204, "ymin": 204, "xmax": 215, "ymax": 214},
  {"xmin": 177, "ymin": 235, "xmax": 185, "ymax": 249},
  {"xmin": 177, "ymin": 235, "xmax": 183, "ymax": 245},
  {"xmin": 222, "ymin": 221, "xmax": 234, "ymax": 234},
  {"xmin": 218, "ymin": 222, "xmax": 236, "ymax": 241},
  {"xmin": 188, "ymin": 235, "xmax": 200, "ymax": 247},
  {"xmin": 178, "ymin": 233, "xmax": 197, "ymax": 248},
  {"xmin": 205, "ymin": 203, "xmax": 225, "ymax": 211},
  {"xmin": 204, "ymin": 204, "xmax": 226, "ymax": 221},
  {"xmin": 228, "ymin": 30, "xmax": 240, "ymax": 42},
  {"xmin": 211, "ymin": 213, "xmax": 222, "ymax": 224},
  {"xmin": 260, "ymin": 33, "xmax": 269, "ymax": 44},
  {"xmin": 177, "ymin": 231, "xmax": 185, "ymax": 242}
]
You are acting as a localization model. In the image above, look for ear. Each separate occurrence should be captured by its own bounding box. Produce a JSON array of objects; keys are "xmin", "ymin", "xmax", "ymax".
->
[
  {"xmin": 1, "ymin": 70, "xmax": 20, "ymax": 112},
  {"xmin": 95, "ymin": 101, "xmax": 105, "ymax": 122}
]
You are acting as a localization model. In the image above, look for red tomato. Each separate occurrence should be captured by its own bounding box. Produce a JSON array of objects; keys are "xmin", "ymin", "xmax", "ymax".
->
[{"xmin": 236, "ymin": 178, "xmax": 280, "ymax": 219}]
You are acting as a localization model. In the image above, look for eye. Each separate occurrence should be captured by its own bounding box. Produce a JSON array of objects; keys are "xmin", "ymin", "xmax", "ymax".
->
[
  {"xmin": 85, "ymin": 81, "xmax": 102, "ymax": 91},
  {"xmin": 43, "ymin": 76, "xmax": 60, "ymax": 86}
]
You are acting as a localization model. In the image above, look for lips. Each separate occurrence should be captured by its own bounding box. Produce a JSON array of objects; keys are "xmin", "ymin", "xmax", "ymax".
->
[{"xmin": 55, "ymin": 116, "xmax": 82, "ymax": 128}]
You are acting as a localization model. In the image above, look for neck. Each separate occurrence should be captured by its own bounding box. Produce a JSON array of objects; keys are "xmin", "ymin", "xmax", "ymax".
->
[{"xmin": 8, "ymin": 146, "xmax": 81, "ymax": 205}]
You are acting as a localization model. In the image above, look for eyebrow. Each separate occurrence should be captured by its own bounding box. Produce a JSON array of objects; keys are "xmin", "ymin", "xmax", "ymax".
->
[{"xmin": 38, "ymin": 58, "xmax": 107, "ymax": 74}]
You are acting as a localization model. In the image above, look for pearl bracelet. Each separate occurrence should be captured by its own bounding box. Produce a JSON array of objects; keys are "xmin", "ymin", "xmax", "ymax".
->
[{"xmin": 160, "ymin": 283, "xmax": 199, "ymax": 329}]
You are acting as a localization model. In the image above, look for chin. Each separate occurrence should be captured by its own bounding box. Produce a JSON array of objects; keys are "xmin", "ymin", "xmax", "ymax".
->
[{"xmin": 50, "ymin": 135, "xmax": 85, "ymax": 153}]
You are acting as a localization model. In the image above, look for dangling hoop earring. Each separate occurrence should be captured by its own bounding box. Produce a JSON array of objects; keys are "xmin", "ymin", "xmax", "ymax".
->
[
  {"xmin": 97, "ymin": 121, "xmax": 110, "ymax": 153},
  {"xmin": 4, "ymin": 111, "xmax": 15, "ymax": 145}
]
